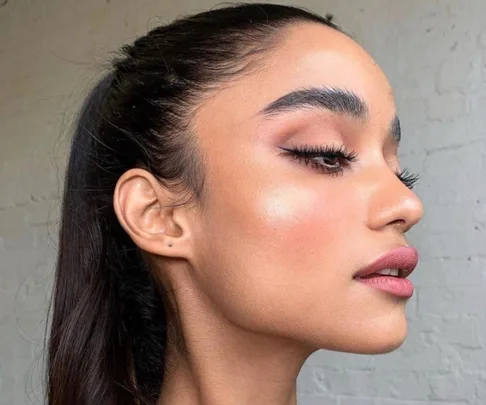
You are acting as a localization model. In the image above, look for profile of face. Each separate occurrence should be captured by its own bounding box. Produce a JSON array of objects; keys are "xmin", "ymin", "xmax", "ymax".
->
[{"xmin": 115, "ymin": 21, "xmax": 424, "ymax": 362}]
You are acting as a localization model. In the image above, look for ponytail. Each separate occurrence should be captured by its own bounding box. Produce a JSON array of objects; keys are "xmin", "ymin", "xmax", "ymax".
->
[{"xmin": 46, "ymin": 74, "xmax": 167, "ymax": 405}]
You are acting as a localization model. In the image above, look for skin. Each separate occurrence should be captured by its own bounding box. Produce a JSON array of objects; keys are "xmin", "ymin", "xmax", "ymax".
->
[{"xmin": 113, "ymin": 22, "xmax": 424, "ymax": 405}]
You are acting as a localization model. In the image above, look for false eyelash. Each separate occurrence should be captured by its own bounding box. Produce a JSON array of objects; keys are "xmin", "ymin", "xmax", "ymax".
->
[
  {"xmin": 395, "ymin": 168, "xmax": 420, "ymax": 190},
  {"xmin": 278, "ymin": 143, "xmax": 358, "ymax": 177},
  {"xmin": 278, "ymin": 143, "xmax": 420, "ymax": 189}
]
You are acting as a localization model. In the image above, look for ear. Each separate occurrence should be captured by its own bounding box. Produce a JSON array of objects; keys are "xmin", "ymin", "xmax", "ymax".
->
[{"xmin": 113, "ymin": 168, "xmax": 194, "ymax": 260}]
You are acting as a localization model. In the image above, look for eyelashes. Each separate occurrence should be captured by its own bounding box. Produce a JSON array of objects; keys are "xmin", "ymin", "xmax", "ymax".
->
[
  {"xmin": 278, "ymin": 143, "xmax": 420, "ymax": 190},
  {"xmin": 395, "ymin": 168, "xmax": 421, "ymax": 190}
]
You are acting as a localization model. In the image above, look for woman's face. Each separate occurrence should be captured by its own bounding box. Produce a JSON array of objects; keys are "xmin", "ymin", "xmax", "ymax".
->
[{"xmin": 188, "ymin": 22, "xmax": 424, "ymax": 354}]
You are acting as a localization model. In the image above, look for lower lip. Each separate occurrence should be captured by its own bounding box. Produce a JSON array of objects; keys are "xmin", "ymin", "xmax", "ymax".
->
[{"xmin": 356, "ymin": 276, "xmax": 414, "ymax": 298}]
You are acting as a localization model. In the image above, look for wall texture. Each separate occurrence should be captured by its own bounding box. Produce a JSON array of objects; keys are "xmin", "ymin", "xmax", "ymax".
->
[{"xmin": 1, "ymin": 1, "xmax": 485, "ymax": 404}]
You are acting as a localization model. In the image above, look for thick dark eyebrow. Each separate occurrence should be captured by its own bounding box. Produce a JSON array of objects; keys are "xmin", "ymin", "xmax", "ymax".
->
[
  {"xmin": 257, "ymin": 86, "xmax": 401, "ymax": 146},
  {"xmin": 257, "ymin": 86, "xmax": 369, "ymax": 122}
]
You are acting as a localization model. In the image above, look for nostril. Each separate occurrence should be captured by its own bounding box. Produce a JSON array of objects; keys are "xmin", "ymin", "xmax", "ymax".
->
[{"xmin": 389, "ymin": 218, "xmax": 409, "ymax": 233}]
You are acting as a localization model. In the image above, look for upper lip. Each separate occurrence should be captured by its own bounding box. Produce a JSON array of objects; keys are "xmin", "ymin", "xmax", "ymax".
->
[{"xmin": 354, "ymin": 246, "xmax": 419, "ymax": 279}]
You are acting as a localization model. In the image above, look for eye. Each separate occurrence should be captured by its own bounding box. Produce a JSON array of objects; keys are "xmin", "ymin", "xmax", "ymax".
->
[
  {"xmin": 279, "ymin": 143, "xmax": 421, "ymax": 189},
  {"xmin": 278, "ymin": 143, "xmax": 358, "ymax": 177}
]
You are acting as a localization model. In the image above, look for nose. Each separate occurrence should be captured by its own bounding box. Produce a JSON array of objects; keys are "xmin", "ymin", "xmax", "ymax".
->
[{"xmin": 366, "ymin": 168, "xmax": 424, "ymax": 234}]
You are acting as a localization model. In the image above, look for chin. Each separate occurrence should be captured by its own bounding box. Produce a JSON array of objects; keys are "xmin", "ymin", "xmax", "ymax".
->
[
  {"xmin": 330, "ymin": 329, "xmax": 408, "ymax": 355},
  {"xmin": 356, "ymin": 330, "xmax": 407, "ymax": 354},
  {"xmin": 305, "ymin": 308, "xmax": 409, "ymax": 355},
  {"xmin": 342, "ymin": 314, "xmax": 409, "ymax": 355}
]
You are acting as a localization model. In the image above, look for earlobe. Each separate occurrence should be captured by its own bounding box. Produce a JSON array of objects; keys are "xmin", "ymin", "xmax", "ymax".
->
[{"xmin": 112, "ymin": 168, "xmax": 193, "ymax": 259}]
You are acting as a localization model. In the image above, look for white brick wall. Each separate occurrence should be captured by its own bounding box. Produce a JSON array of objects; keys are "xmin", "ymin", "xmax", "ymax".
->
[{"xmin": 1, "ymin": 1, "xmax": 485, "ymax": 404}]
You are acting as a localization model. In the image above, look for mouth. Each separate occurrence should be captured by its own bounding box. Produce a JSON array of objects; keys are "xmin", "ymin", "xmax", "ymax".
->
[
  {"xmin": 353, "ymin": 246, "xmax": 419, "ymax": 298},
  {"xmin": 358, "ymin": 268, "xmax": 408, "ymax": 279}
]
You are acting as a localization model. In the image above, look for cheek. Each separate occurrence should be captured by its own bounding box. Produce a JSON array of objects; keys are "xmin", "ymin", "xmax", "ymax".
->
[
  {"xmin": 219, "ymin": 183, "xmax": 358, "ymax": 334},
  {"xmin": 256, "ymin": 185, "xmax": 353, "ymax": 269},
  {"xmin": 203, "ymin": 182, "xmax": 355, "ymax": 313}
]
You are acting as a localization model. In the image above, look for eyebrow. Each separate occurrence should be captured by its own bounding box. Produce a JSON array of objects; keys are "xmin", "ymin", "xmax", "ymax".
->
[
  {"xmin": 257, "ymin": 86, "xmax": 401, "ymax": 145},
  {"xmin": 257, "ymin": 86, "xmax": 368, "ymax": 121}
]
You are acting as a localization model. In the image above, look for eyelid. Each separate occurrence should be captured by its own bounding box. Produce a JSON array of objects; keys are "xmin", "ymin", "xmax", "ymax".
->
[
  {"xmin": 279, "ymin": 142, "xmax": 358, "ymax": 161},
  {"xmin": 278, "ymin": 143, "xmax": 358, "ymax": 176},
  {"xmin": 279, "ymin": 143, "xmax": 420, "ymax": 189}
]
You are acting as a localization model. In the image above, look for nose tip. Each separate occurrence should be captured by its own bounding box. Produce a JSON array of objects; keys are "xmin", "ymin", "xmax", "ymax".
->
[
  {"xmin": 394, "ymin": 194, "xmax": 424, "ymax": 233},
  {"xmin": 367, "ymin": 179, "xmax": 424, "ymax": 234}
]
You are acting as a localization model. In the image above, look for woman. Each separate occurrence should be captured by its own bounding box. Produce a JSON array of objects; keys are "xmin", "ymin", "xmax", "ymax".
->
[{"xmin": 46, "ymin": 3, "xmax": 424, "ymax": 405}]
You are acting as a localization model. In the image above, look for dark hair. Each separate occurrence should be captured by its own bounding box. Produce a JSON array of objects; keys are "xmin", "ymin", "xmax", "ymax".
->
[{"xmin": 46, "ymin": 3, "xmax": 343, "ymax": 405}]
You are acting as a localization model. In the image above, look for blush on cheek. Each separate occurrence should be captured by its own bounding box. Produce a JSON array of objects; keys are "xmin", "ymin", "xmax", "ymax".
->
[{"xmin": 258, "ymin": 187, "xmax": 336, "ymax": 257}]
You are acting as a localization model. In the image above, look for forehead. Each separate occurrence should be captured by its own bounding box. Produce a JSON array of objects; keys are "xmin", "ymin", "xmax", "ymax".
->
[{"xmin": 193, "ymin": 22, "xmax": 395, "ymax": 140}]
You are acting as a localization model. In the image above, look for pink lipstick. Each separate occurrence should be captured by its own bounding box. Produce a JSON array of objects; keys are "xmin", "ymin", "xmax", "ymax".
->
[{"xmin": 354, "ymin": 246, "xmax": 418, "ymax": 298}]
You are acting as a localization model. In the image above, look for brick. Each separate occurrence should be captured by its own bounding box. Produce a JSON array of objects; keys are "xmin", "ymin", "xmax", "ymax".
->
[
  {"xmin": 295, "ymin": 394, "xmax": 338, "ymax": 405},
  {"xmin": 429, "ymin": 372, "xmax": 476, "ymax": 401},
  {"xmin": 417, "ymin": 286, "xmax": 486, "ymax": 315},
  {"xmin": 412, "ymin": 256, "xmax": 486, "ymax": 287},
  {"xmin": 381, "ymin": 400, "xmax": 468, "ymax": 405},
  {"xmin": 340, "ymin": 398, "xmax": 377, "ymax": 405}
]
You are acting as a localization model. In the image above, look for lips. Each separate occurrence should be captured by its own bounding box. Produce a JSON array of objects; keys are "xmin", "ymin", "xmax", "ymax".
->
[{"xmin": 354, "ymin": 246, "xmax": 419, "ymax": 280}]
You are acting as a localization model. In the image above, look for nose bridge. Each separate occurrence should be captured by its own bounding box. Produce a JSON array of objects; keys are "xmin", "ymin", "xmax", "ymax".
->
[{"xmin": 366, "ymin": 168, "xmax": 424, "ymax": 233}]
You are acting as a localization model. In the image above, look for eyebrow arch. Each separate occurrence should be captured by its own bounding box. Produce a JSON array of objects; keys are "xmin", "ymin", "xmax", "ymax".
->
[
  {"xmin": 257, "ymin": 86, "xmax": 401, "ymax": 145},
  {"xmin": 257, "ymin": 86, "xmax": 369, "ymax": 122}
]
